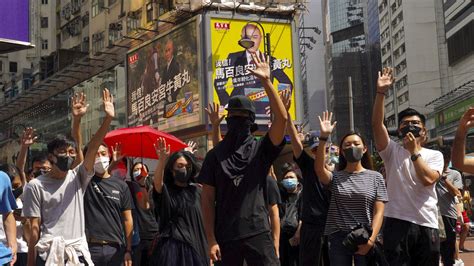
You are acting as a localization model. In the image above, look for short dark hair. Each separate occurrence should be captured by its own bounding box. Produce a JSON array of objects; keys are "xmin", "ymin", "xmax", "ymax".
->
[
  {"xmin": 0, "ymin": 164, "xmax": 20, "ymax": 182},
  {"xmin": 47, "ymin": 135, "xmax": 76, "ymax": 154},
  {"xmin": 398, "ymin": 108, "xmax": 426, "ymax": 126},
  {"xmin": 32, "ymin": 153, "xmax": 49, "ymax": 164},
  {"xmin": 83, "ymin": 142, "xmax": 108, "ymax": 157},
  {"xmin": 338, "ymin": 131, "xmax": 374, "ymax": 171},
  {"xmin": 280, "ymin": 162, "xmax": 302, "ymax": 182}
]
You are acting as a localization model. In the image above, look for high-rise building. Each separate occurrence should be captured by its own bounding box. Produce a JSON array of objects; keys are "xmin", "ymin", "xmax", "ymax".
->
[
  {"xmin": 323, "ymin": 0, "xmax": 381, "ymax": 145},
  {"xmin": 425, "ymin": 0, "xmax": 473, "ymax": 142},
  {"xmin": 377, "ymin": 0, "xmax": 447, "ymax": 128}
]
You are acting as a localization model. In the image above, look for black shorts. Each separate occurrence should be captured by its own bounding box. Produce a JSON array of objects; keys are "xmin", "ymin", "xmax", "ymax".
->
[{"xmin": 219, "ymin": 232, "xmax": 279, "ymax": 266}]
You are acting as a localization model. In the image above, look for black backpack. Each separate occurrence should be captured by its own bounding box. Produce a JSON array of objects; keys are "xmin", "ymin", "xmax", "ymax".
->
[{"xmin": 280, "ymin": 191, "xmax": 302, "ymax": 235}]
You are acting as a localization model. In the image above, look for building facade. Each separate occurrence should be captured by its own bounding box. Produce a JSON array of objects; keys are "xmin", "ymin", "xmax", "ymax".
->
[{"xmin": 323, "ymin": 0, "xmax": 381, "ymax": 145}]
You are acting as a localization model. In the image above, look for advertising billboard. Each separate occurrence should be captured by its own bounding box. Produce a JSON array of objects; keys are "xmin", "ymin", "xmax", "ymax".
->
[
  {"xmin": 127, "ymin": 18, "xmax": 201, "ymax": 131},
  {"xmin": 210, "ymin": 17, "xmax": 296, "ymax": 122},
  {"xmin": 0, "ymin": 0, "xmax": 31, "ymax": 53}
]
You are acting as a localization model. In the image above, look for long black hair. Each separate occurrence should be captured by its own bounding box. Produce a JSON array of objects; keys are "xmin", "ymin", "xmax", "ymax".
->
[
  {"xmin": 338, "ymin": 131, "xmax": 374, "ymax": 171},
  {"xmin": 163, "ymin": 151, "xmax": 200, "ymax": 185}
]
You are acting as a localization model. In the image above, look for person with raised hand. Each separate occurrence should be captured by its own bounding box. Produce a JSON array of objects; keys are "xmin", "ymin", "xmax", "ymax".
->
[
  {"xmin": 452, "ymin": 108, "xmax": 474, "ymax": 173},
  {"xmin": 22, "ymin": 88, "xmax": 115, "ymax": 266},
  {"xmin": 282, "ymin": 90, "xmax": 330, "ymax": 266},
  {"xmin": 315, "ymin": 111, "xmax": 387, "ymax": 265},
  {"xmin": 70, "ymin": 92, "xmax": 89, "ymax": 169},
  {"xmin": 16, "ymin": 127, "xmax": 38, "ymax": 183},
  {"xmin": 199, "ymin": 53, "xmax": 287, "ymax": 266},
  {"xmin": 149, "ymin": 137, "xmax": 209, "ymax": 265},
  {"xmin": 372, "ymin": 68, "xmax": 444, "ymax": 265},
  {"xmin": 205, "ymin": 102, "xmax": 225, "ymax": 147}
]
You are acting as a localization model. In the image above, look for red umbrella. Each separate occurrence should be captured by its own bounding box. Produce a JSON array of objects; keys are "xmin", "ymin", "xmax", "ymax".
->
[{"xmin": 104, "ymin": 125, "xmax": 187, "ymax": 159}]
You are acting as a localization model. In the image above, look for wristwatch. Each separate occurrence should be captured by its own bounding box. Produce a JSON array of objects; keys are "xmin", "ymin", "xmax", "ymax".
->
[{"xmin": 410, "ymin": 153, "xmax": 421, "ymax": 162}]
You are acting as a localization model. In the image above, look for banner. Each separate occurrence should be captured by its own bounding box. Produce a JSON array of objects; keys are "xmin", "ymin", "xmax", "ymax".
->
[
  {"xmin": 127, "ymin": 19, "xmax": 201, "ymax": 131},
  {"xmin": 0, "ymin": 0, "xmax": 30, "ymax": 47},
  {"xmin": 210, "ymin": 18, "xmax": 296, "ymax": 122}
]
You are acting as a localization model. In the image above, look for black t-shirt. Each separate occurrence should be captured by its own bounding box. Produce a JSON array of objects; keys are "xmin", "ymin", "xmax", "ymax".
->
[
  {"xmin": 153, "ymin": 183, "xmax": 209, "ymax": 263},
  {"xmin": 84, "ymin": 175, "xmax": 133, "ymax": 245},
  {"xmin": 198, "ymin": 134, "xmax": 285, "ymax": 243},
  {"xmin": 266, "ymin": 175, "xmax": 281, "ymax": 207},
  {"xmin": 294, "ymin": 151, "xmax": 330, "ymax": 227},
  {"xmin": 127, "ymin": 180, "xmax": 159, "ymax": 240}
]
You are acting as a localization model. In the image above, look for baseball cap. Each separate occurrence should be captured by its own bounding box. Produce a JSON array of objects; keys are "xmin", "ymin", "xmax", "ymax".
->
[{"xmin": 225, "ymin": 95, "xmax": 256, "ymax": 114}]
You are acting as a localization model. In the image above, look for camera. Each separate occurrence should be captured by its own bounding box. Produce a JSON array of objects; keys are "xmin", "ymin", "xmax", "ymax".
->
[{"xmin": 342, "ymin": 223, "xmax": 373, "ymax": 253}]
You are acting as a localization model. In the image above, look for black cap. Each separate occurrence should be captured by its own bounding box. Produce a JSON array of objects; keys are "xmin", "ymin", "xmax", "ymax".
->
[{"xmin": 225, "ymin": 95, "xmax": 256, "ymax": 114}]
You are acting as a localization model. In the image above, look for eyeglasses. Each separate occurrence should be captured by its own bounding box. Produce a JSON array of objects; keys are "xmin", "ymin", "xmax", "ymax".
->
[{"xmin": 400, "ymin": 120, "xmax": 422, "ymax": 126}]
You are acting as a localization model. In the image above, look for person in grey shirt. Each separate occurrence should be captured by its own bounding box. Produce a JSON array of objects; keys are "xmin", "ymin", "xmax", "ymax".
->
[
  {"xmin": 436, "ymin": 147, "xmax": 463, "ymax": 266},
  {"xmin": 22, "ymin": 89, "xmax": 115, "ymax": 265}
]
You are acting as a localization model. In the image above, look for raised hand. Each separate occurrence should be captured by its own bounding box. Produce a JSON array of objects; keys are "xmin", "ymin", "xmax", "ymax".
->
[
  {"xmin": 377, "ymin": 67, "xmax": 395, "ymax": 93},
  {"xmin": 102, "ymin": 88, "xmax": 115, "ymax": 119},
  {"xmin": 248, "ymin": 52, "xmax": 270, "ymax": 80},
  {"xmin": 184, "ymin": 141, "xmax": 198, "ymax": 154},
  {"xmin": 318, "ymin": 111, "xmax": 337, "ymax": 138},
  {"xmin": 154, "ymin": 137, "xmax": 170, "ymax": 162},
  {"xmin": 280, "ymin": 89, "xmax": 291, "ymax": 112},
  {"xmin": 205, "ymin": 103, "xmax": 225, "ymax": 127},
  {"xmin": 459, "ymin": 107, "xmax": 474, "ymax": 132},
  {"xmin": 111, "ymin": 143, "xmax": 125, "ymax": 163},
  {"xmin": 71, "ymin": 92, "xmax": 89, "ymax": 118},
  {"xmin": 20, "ymin": 127, "xmax": 37, "ymax": 147}
]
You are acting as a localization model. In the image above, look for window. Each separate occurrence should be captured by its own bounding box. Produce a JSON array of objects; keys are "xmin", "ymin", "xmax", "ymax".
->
[
  {"xmin": 9, "ymin": 62, "xmax": 18, "ymax": 73},
  {"xmin": 42, "ymin": 0, "xmax": 48, "ymax": 4},
  {"xmin": 92, "ymin": 32, "xmax": 105, "ymax": 53},
  {"xmin": 41, "ymin": 17, "xmax": 48, "ymax": 28},
  {"xmin": 127, "ymin": 12, "xmax": 141, "ymax": 33},
  {"xmin": 41, "ymin": 39, "xmax": 48, "ymax": 50},
  {"xmin": 398, "ymin": 91, "xmax": 409, "ymax": 104},
  {"xmin": 447, "ymin": 21, "xmax": 474, "ymax": 65},
  {"xmin": 108, "ymin": 23, "xmax": 123, "ymax": 44},
  {"xmin": 146, "ymin": 2, "xmax": 153, "ymax": 22},
  {"xmin": 92, "ymin": 0, "xmax": 104, "ymax": 17}
]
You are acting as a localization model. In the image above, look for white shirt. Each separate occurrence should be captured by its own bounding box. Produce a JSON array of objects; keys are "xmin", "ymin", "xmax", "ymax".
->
[
  {"xmin": 379, "ymin": 139, "xmax": 444, "ymax": 229},
  {"xmin": 0, "ymin": 199, "xmax": 28, "ymax": 253}
]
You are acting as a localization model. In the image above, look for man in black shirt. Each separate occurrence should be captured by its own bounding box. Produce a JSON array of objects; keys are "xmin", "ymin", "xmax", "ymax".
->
[
  {"xmin": 199, "ymin": 54, "xmax": 288, "ymax": 265},
  {"xmin": 266, "ymin": 171, "xmax": 282, "ymax": 258},
  {"xmin": 84, "ymin": 143, "xmax": 134, "ymax": 266},
  {"xmin": 284, "ymin": 95, "xmax": 330, "ymax": 266}
]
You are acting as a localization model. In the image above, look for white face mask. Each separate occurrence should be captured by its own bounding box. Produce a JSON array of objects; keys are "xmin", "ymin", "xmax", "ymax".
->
[
  {"xmin": 133, "ymin": 170, "xmax": 141, "ymax": 179},
  {"xmin": 94, "ymin": 156, "xmax": 110, "ymax": 175}
]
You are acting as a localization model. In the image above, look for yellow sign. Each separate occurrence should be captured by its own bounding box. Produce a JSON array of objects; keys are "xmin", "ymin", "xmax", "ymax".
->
[{"xmin": 210, "ymin": 18, "xmax": 296, "ymax": 121}]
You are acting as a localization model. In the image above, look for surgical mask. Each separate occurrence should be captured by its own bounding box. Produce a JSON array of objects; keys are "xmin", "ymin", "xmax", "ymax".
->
[
  {"xmin": 281, "ymin": 178, "xmax": 298, "ymax": 191},
  {"xmin": 54, "ymin": 155, "xmax": 75, "ymax": 172},
  {"xmin": 174, "ymin": 168, "xmax": 191, "ymax": 183},
  {"xmin": 94, "ymin": 156, "xmax": 110, "ymax": 175},
  {"xmin": 399, "ymin": 125, "xmax": 422, "ymax": 138},
  {"xmin": 133, "ymin": 170, "xmax": 141, "ymax": 179},
  {"xmin": 343, "ymin": 147, "xmax": 364, "ymax": 163},
  {"xmin": 330, "ymin": 155, "xmax": 339, "ymax": 165}
]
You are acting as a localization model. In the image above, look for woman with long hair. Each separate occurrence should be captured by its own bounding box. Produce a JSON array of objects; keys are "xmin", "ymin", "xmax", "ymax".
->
[
  {"xmin": 149, "ymin": 138, "xmax": 209, "ymax": 266},
  {"xmin": 314, "ymin": 111, "xmax": 388, "ymax": 265}
]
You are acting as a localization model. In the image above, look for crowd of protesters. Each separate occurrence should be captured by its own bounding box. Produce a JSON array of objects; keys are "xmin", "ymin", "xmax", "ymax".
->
[{"xmin": 0, "ymin": 53, "xmax": 473, "ymax": 266}]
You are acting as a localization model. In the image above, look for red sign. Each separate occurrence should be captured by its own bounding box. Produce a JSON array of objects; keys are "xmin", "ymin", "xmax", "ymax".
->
[
  {"xmin": 128, "ymin": 53, "xmax": 139, "ymax": 65},
  {"xmin": 214, "ymin": 22, "xmax": 230, "ymax": 30}
]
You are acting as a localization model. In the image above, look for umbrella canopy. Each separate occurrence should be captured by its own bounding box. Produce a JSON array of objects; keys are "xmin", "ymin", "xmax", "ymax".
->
[{"xmin": 104, "ymin": 125, "xmax": 187, "ymax": 159}]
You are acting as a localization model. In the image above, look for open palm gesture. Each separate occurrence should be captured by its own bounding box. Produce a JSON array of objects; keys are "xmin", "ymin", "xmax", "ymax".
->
[
  {"xmin": 377, "ymin": 67, "xmax": 395, "ymax": 93},
  {"xmin": 102, "ymin": 88, "xmax": 115, "ymax": 118},
  {"xmin": 71, "ymin": 92, "xmax": 89, "ymax": 118},
  {"xmin": 20, "ymin": 127, "xmax": 37, "ymax": 147},
  {"xmin": 205, "ymin": 103, "xmax": 225, "ymax": 127},
  {"xmin": 111, "ymin": 143, "xmax": 125, "ymax": 163},
  {"xmin": 460, "ymin": 108, "xmax": 474, "ymax": 131},
  {"xmin": 280, "ymin": 89, "xmax": 291, "ymax": 112},
  {"xmin": 154, "ymin": 137, "xmax": 170, "ymax": 162},
  {"xmin": 318, "ymin": 111, "xmax": 337, "ymax": 137},
  {"xmin": 249, "ymin": 52, "xmax": 270, "ymax": 80}
]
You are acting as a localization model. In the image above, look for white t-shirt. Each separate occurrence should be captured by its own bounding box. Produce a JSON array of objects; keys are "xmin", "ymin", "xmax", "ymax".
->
[
  {"xmin": 22, "ymin": 164, "xmax": 94, "ymax": 244},
  {"xmin": 0, "ymin": 199, "xmax": 28, "ymax": 253},
  {"xmin": 379, "ymin": 139, "xmax": 444, "ymax": 229}
]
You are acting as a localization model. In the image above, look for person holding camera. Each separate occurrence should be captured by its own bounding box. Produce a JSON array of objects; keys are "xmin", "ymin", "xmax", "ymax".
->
[{"xmin": 315, "ymin": 111, "xmax": 387, "ymax": 265}]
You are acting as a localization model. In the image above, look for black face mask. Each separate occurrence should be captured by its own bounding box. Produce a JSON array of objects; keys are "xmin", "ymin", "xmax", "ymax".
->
[
  {"xmin": 54, "ymin": 155, "xmax": 75, "ymax": 172},
  {"xmin": 226, "ymin": 116, "xmax": 253, "ymax": 133},
  {"xmin": 174, "ymin": 168, "xmax": 191, "ymax": 183},
  {"xmin": 343, "ymin": 147, "xmax": 364, "ymax": 163},
  {"xmin": 33, "ymin": 169, "xmax": 48, "ymax": 178},
  {"xmin": 399, "ymin": 125, "xmax": 422, "ymax": 138},
  {"xmin": 13, "ymin": 187, "xmax": 23, "ymax": 199}
]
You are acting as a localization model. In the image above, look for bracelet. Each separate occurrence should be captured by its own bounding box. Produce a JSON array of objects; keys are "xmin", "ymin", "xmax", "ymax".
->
[
  {"xmin": 319, "ymin": 137, "xmax": 328, "ymax": 142},
  {"xmin": 376, "ymin": 91, "xmax": 386, "ymax": 96}
]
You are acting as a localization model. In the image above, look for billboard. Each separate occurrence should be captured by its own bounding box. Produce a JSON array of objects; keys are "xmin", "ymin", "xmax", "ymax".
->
[
  {"xmin": 210, "ymin": 18, "xmax": 296, "ymax": 122},
  {"xmin": 0, "ymin": 0, "xmax": 31, "ymax": 53},
  {"xmin": 435, "ymin": 97, "xmax": 474, "ymax": 127},
  {"xmin": 127, "ymin": 19, "xmax": 201, "ymax": 131}
]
